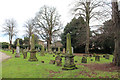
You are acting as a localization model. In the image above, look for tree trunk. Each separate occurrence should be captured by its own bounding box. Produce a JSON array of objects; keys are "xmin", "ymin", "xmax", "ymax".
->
[
  {"xmin": 48, "ymin": 35, "xmax": 52, "ymax": 52},
  {"xmin": 29, "ymin": 36, "xmax": 31, "ymax": 50},
  {"xmin": 85, "ymin": 2, "xmax": 90, "ymax": 54},
  {"xmin": 85, "ymin": 23, "xmax": 90, "ymax": 54},
  {"xmin": 112, "ymin": 0, "xmax": 120, "ymax": 66}
]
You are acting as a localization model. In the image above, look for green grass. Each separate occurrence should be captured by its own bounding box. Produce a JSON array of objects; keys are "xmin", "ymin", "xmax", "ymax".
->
[{"xmin": 0, "ymin": 50, "xmax": 119, "ymax": 79}]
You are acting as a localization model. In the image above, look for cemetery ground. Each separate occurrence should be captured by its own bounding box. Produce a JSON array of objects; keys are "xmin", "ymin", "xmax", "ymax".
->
[{"xmin": 0, "ymin": 50, "xmax": 120, "ymax": 79}]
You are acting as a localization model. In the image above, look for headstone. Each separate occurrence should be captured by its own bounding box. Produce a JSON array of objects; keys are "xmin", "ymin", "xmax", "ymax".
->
[
  {"xmin": 81, "ymin": 57, "xmax": 87, "ymax": 63},
  {"xmin": 95, "ymin": 56, "xmax": 100, "ymax": 61},
  {"xmin": 28, "ymin": 34, "xmax": 38, "ymax": 61},
  {"xmin": 62, "ymin": 48, "xmax": 65, "ymax": 54},
  {"xmin": 62, "ymin": 33, "xmax": 77, "ymax": 70},
  {"xmin": 72, "ymin": 47, "xmax": 73, "ymax": 54},
  {"xmin": 23, "ymin": 49, "xmax": 27, "ymax": 59},
  {"xmin": 15, "ymin": 39, "xmax": 20, "ymax": 58},
  {"xmin": 105, "ymin": 54, "xmax": 109, "ymax": 59},
  {"xmin": 55, "ymin": 55, "xmax": 62, "ymax": 66}
]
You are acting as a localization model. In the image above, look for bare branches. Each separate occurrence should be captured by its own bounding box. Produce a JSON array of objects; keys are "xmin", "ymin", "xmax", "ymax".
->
[
  {"xmin": 2, "ymin": 18, "xmax": 18, "ymax": 49},
  {"xmin": 34, "ymin": 5, "xmax": 62, "ymax": 42}
]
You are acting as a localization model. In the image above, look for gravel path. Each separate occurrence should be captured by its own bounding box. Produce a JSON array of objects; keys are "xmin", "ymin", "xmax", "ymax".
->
[{"xmin": 0, "ymin": 51, "xmax": 11, "ymax": 62}]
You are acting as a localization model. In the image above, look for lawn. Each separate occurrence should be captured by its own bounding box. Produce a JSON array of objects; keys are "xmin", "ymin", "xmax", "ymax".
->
[{"xmin": 0, "ymin": 50, "xmax": 119, "ymax": 79}]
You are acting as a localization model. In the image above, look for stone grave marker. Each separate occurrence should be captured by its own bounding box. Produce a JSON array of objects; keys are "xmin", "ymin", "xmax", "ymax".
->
[
  {"xmin": 62, "ymin": 33, "xmax": 77, "ymax": 70},
  {"xmin": 81, "ymin": 57, "xmax": 87, "ymax": 63},
  {"xmin": 95, "ymin": 56, "xmax": 100, "ymax": 61},
  {"xmin": 28, "ymin": 34, "xmax": 38, "ymax": 61},
  {"xmin": 15, "ymin": 39, "xmax": 20, "ymax": 58}
]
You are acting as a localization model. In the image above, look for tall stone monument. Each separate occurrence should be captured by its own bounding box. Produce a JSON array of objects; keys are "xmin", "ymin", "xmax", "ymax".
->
[
  {"xmin": 28, "ymin": 34, "xmax": 38, "ymax": 61},
  {"xmin": 62, "ymin": 33, "xmax": 77, "ymax": 70},
  {"xmin": 15, "ymin": 39, "xmax": 20, "ymax": 57}
]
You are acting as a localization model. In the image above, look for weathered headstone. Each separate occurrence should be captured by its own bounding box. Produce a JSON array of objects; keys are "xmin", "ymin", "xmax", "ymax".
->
[
  {"xmin": 55, "ymin": 55, "xmax": 62, "ymax": 66},
  {"xmin": 40, "ymin": 45, "xmax": 45, "ymax": 56},
  {"xmin": 62, "ymin": 33, "xmax": 77, "ymax": 70},
  {"xmin": 62, "ymin": 48, "xmax": 65, "ymax": 54},
  {"xmin": 81, "ymin": 57, "xmax": 87, "ymax": 63},
  {"xmin": 15, "ymin": 39, "xmax": 20, "ymax": 58},
  {"xmin": 23, "ymin": 49, "xmax": 27, "ymax": 59},
  {"xmin": 28, "ymin": 34, "xmax": 38, "ymax": 61},
  {"xmin": 72, "ymin": 47, "xmax": 73, "ymax": 54},
  {"xmin": 105, "ymin": 54, "xmax": 109, "ymax": 59},
  {"xmin": 95, "ymin": 56, "xmax": 100, "ymax": 61}
]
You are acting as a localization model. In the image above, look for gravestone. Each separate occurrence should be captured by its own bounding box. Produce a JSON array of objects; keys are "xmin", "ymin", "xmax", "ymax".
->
[
  {"xmin": 57, "ymin": 47, "xmax": 61, "ymax": 55},
  {"xmin": 81, "ymin": 57, "xmax": 87, "ymax": 63},
  {"xmin": 72, "ymin": 47, "xmax": 73, "ymax": 54},
  {"xmin": 95, "ymin": 56, "xmax": 100, "ymax": 61},
  {"xmin": 23, "ymin": 49, "xmax": 27, "ymax": 59},
  {"xmin": 105, "ymin": 54, "xmax": 109, "ymax": 59},
  {"xmin": 55, "ymin": 55, "xmax": 62, "ymax": 66},
  {"xmin": 62, "ymin": 33, "xmax": 77, "ymax": 70},
  {"xmin": 62, "ymin": 48, "xmax": 65, "ymax": 54},
  {"xmin": 53, "ymin": 49, "xmax": 56, "ymax": 54},
  {"xmin": 28, "ymin": 34, "xmax": 38, "ymax": 61},
  {"xmin": 15, "ymin": 39, "xmax": 20, "ymax": 58}
]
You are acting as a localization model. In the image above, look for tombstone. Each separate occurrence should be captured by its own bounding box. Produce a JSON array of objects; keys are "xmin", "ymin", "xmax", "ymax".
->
[
  {"xmin": 95, "ymin": 56, "xmax": 100, "ymax": 61},
  {"xmin": 81, "ymin": 57, "xmax": 87, "ymax": 63},
  {"xmin": 53, "ymin": 49, "xmax": 56, "ymax": 54},
  {"xmin": 72, "ymin": 47, "xmax": 73, "ymax": 54},
  {"xmin": 62, "ymin": 48, "xmax": 65, "ymax": 54},
  {"xmin": 55, "ymin": 55, "xmax": 62, "ymax": 66},
  {"xmin": 62, "ymin": 33, "xmax": 77, "ymax": 70},
  {"xmin": 12, "ymin": 49, "xmax": 14, "ymax": 54},
  {"xmin": 49, "ymin": 60, "xmax": 55, "ymax": 64},
  {"xmin": 105, "ymin": 54, "xmax": 109, "ymax": 59},
  {"xmin": 28, "ymin": 34, "xmax": 38, "ymax": 61},
  {"xmin": 15, "ymin": 39, "xmax": 20, "ymax": 58},
  {"xmin": 23, "ymin": 49, "xmax": 27, "ymax": 59}
]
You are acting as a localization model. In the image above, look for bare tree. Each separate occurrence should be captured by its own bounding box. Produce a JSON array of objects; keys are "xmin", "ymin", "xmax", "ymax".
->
[
  {"xmin": 2, "ymin": 18, "xmax": 17, "ymax": 50},
  {"xmin": 23, "ymin": 19, "xmax": 35, "ymax": 50},
  {"xmin": 112, "ymin": 0, "xmax": 120, "ymax": 66},
  {"xmin": 72, "ymin": 0, "xmax": 110, "ymax": 54},
  {"xmin": 34, "ymin": 5, "xmax": 62, "ymax": 52}
]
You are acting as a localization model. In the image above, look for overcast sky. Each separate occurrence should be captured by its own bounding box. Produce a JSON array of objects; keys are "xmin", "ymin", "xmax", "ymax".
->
[{"xmin": 0, "ymin": 0, "xmax": 116, "ymax": 43}]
